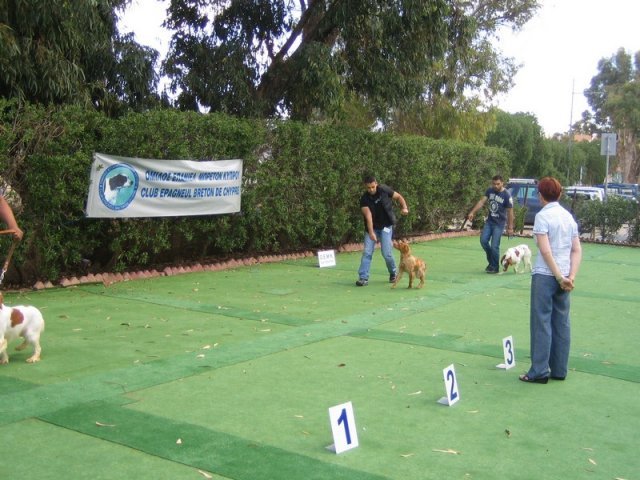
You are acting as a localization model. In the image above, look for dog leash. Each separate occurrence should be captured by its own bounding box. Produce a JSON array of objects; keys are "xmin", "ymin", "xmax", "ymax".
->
[{"xmin": 0, "ymin": 229, "xmax": 20, "ymax": 286}]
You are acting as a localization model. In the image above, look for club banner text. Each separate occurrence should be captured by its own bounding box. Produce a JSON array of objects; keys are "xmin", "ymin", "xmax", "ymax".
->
[{"xmin": 86, "ymin": 153, "xmax": 243, "ymax": 218}]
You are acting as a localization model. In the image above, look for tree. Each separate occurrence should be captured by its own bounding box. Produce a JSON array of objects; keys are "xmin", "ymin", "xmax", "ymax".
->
[
  {"xmin": 0, "ymin": 0, "xmax": 161, "ymax": 114},
  {"xmin": 486, "ymin": 110, "xmax": 547, "ymax": 177},
  {"xmin": 385, "ymin": 96, "xmax": 496, "ymax": 144},
  {"xmin": 486, "ymin": 110, "xmax": 606, "ymax": 185},
  {"xmin": 575, "ymin": 139, "xmax": 605, "ymax": 185},
  {"xmin": 163, "ymin": 0, "xmax": 539, "ymax": 125},
  {"xmin": 386, "ymin": 0, "xmax": 537, "ymax": 139},
  {"xmin": 584, "ymin": 48, "xmax": 640, "ymax": 183},
  {"xmin": 100, "ymin": 32, "xmax": 164, "ymax": 115}
]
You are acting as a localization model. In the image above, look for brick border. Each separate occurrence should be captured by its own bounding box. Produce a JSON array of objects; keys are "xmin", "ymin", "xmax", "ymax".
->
[{"xmin": 27, "ymin": 228, "xmax": 638, "ymax": 291}]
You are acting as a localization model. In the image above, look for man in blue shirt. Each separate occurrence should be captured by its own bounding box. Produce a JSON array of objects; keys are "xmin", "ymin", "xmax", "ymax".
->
[{"xmin": 467, "ymin": 175, "xmax": 514, "ymax": 273}]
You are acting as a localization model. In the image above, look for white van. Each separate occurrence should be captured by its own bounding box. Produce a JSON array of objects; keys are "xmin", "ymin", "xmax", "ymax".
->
[{"xmin": 564, "ymin": 186, "xmax": 604, "ymax": 202}]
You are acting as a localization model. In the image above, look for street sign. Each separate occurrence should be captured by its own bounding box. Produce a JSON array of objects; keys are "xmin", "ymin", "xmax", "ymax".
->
[{"xmin": 601, "ymin": 133, "xmax": 617, "ymax": 156}]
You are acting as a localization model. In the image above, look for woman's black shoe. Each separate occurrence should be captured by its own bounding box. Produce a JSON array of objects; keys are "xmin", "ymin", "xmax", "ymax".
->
[{"xmin": 519, "ymin": 374, "xmax": 549, "ymax": 384}]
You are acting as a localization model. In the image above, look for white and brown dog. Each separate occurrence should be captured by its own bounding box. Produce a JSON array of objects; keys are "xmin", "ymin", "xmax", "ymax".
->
[
  {"xmin": 0, "ymin": 292, "xmax": 45, "ymax": 364},
  {"xmin": 500, "ymin": 244, "xmax": 532, "ymax": 273}
]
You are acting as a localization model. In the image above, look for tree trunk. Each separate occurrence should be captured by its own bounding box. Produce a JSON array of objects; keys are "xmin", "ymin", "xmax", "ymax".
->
[{"xmin": 616, "ymin": 128, "xmax": 639, "ymax": 183}]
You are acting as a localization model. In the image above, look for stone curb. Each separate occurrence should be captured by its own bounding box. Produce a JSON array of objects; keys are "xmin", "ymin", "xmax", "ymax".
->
[{"xmin": 38, "ymin": 227, "xmax": 637, "ymax": 292}]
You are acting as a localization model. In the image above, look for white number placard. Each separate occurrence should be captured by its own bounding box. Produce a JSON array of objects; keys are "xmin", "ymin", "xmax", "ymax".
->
[
  {"xmin": 438, "ymin": 364, "xmax": 460, "ymax": 406},
  {"xmin": 496, "ymin": 335, "xmax": 516, "ymax": 370},
  {"xmin": 328, "ymin": 401, "xmax": 359, "ymax": 454},
  {"xmin": 318, "ymin": 249, "xmax": 336, "ymax": 268}
]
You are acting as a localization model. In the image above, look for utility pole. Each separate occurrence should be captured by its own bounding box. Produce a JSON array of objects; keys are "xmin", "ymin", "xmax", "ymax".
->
[{"xmin": 567, "ymin": 79, "xmax": 575, "ymax": 183}]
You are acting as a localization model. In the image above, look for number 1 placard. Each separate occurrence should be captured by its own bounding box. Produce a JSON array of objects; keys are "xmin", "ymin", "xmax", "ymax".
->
[{"xmin": 328, "ymin": 401, "xmax": 359, "ymax": 454}]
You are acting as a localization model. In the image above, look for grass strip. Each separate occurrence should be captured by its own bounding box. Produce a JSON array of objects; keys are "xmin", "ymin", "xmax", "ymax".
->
[{"xmin": 41, "ymin": 400, "xmax": 388, "ymax": 480}]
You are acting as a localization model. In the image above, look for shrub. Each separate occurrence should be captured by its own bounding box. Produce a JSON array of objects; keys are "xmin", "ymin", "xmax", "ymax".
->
[
  {"xmin": 572, "ymin": 196, "xmax": 638, "ymax": 241},
  {"xmin": 0, "ymin": 101, "xmax": 508, "ymax": 285}
]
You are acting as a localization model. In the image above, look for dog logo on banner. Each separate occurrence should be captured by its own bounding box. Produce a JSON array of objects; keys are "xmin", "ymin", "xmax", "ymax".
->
[{"xmin": 98, "ymin": 163, "xmax": 139, "ymax": 211}]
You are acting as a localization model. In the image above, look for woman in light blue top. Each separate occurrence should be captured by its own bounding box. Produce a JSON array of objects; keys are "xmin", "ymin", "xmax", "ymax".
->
[{"xmin": 520, "ymin": 177, "xmax": 582, "ymax": 384}]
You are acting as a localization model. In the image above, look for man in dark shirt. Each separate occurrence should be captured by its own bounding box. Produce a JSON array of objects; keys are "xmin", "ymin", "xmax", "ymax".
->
[
  {"xmin": 467, "ymin": 175, "xmax": 514, "ymax": 273},
  {"xmin": 356, "ymin": 175, "xmax": 409, "ymax": 286}
]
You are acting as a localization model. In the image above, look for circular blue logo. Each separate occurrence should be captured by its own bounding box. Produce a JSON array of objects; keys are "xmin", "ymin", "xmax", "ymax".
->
[{"xmin": 98, "ymin": 163, "xmax": 139, "ymax": 211}]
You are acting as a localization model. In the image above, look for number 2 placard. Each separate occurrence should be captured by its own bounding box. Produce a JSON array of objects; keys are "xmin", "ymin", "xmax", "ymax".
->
[
  {"xmin": 328, "ymin": 401, "xmax": 359, "ymax": 454},
  {"xmin": 439, "ymin": 364, "xmax": 460, "ymax": 406}
]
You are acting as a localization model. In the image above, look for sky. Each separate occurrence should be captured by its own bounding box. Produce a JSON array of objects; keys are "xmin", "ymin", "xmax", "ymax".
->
[
  {"xmin": 119, "ymin": 0, "xmax": 640, "ymax": 136},
  {"xmin": 494, "ymin": 0, "xmax": 640, "ymax": 135}
]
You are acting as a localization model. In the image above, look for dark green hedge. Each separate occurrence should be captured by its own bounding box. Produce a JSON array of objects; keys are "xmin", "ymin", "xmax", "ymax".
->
[{"xmin": 0, "ymin": 100, "xmax": 508, "ymax": 285}]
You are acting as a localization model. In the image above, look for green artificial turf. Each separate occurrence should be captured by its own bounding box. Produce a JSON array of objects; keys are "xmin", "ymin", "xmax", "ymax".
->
[{"xmin": 1, "ymin": 236, "xmax": 638, "ymax": 479}]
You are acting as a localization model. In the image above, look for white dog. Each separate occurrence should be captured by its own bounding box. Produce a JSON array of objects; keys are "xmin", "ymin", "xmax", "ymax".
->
[
  {"xmin": 0, "ymin": 292, "xmax": 45, "ymax": 364},
  {"xmin": 500, "ymin": 244, "xmax": 532, "ymax": 273}
]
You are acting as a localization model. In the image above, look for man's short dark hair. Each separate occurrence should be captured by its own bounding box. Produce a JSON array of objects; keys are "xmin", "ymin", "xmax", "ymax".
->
[
  {"xmin": 492, "ymin": 175, "xmax": 504, "ymax": 182},
  {"xmin": 363, "ymin": 174, "xmax": 376, "ymax": 184}
]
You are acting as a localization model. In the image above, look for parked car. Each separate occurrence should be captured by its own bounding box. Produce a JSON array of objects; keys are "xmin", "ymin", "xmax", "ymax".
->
[
  {"xmin": 506, "ymin": 178, "xmax": 540, "ymax": 225},
  {"xmin": 594, "ymin": 183, "xmax": 639, "ymax": 202},
  {"xmin": 607, "ymin": 191, "xmax": 639, "ymax": 204},
  {"xmin": 561, "ymin": 186, "xmax": 605, "ymax": 235},
  {"xmin": 564, "ymin": 185, "xmax": 605, "ymax": 202}
]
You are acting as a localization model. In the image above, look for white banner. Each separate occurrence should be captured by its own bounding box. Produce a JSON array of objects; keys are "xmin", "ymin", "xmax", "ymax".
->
[{"xmin": 86, "ymin": 153, "xmax": 243, "ymax": 218}]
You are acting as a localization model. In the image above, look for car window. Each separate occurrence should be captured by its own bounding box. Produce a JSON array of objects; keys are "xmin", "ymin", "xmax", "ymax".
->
[
  {"xmin": 507, "ymin": 181, "xmax": 541, "ymax": 225},
  {"xmin": 567, "ymin": 192, "xmax": 593, "ymax": 201},
  {"xmin": 567, "ymin": 191, "xmax": 600, "ymax": 201}
]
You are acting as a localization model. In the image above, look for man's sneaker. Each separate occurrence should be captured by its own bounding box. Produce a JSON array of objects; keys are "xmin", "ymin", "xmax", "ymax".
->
[
  {"xmin": 356, "ymin": 278, "xmax": 369, "ymax": 286},
  {"xmin": 485, "ymin": 265, "xmax": 492, "ymax": 272},
  {"xmin": 389, "ymin": 273, "xmax": 397, "ymax": 283},
  {"xmin": 486, "ymin": 267, "xmax": 499, "ymax": 274}
]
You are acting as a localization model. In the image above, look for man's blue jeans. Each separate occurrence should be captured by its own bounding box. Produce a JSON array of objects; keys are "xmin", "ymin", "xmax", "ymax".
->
[
  {"xmin": 358, "ymin": 227, "xmax": 396, "ymax": 280},
  {"xmin": 527, "ymin": 274, "xmax": 571, "ymax": 379},
  {"xmin": 479, "ymin": 221, "xmax": 505, "ymax": 270}
]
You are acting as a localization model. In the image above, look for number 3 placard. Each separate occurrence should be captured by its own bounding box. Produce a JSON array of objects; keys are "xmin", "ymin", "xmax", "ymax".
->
[
  {"xmin": 328, "ymin": 401, "xmax": 359, "ymax": 454},
  {"xmin": 496, "ymin": 335, "xmax": 516, "ymax": 369}
]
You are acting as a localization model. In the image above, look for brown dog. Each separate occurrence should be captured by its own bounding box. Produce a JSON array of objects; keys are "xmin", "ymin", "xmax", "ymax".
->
[{"xmin": 392, "ymin": 240, "xmax": 426, "ymax": 289}]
